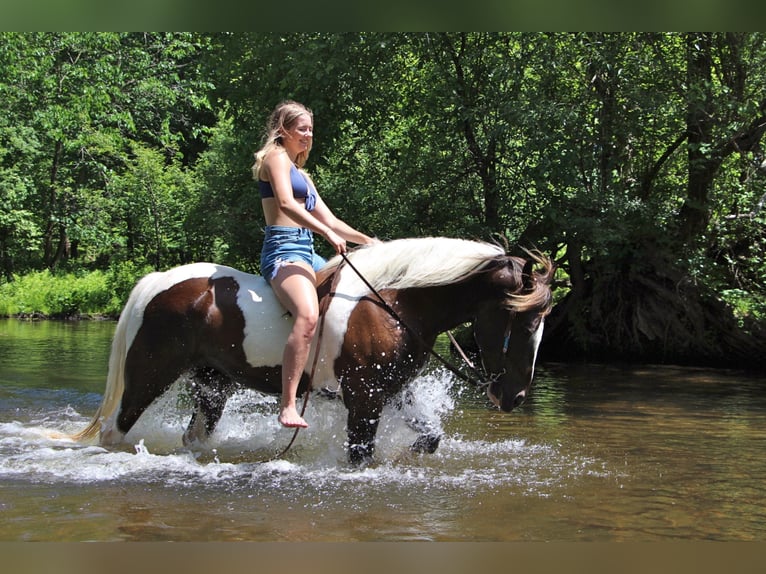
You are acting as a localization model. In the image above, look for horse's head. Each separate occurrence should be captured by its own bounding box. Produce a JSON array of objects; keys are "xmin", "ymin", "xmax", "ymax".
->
[{"xmin": 473, "ymin": 252, "xmax": 554, "ymax": 412}]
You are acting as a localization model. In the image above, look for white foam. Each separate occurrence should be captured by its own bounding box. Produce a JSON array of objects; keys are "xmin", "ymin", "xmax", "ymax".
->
[{"xmin": 0, "ymin": 370, "xmax": 606, "ymax": 494}]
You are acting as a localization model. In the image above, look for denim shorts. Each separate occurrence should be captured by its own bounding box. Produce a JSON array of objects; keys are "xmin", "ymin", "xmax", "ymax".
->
[{"xmin": 260, "ymin": 225, "xmax": 327, "ymax": 283}]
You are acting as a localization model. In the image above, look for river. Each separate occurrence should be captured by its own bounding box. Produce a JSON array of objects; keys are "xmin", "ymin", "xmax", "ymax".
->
[{"xmin": 1, "ymin": 318, "xmax": 765, "ymax": 541}]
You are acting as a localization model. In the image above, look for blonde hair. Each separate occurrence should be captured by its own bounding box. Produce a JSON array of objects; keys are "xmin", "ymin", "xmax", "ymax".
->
[{"xmin": 252, "ymin": 100, "xmax": 313, "ymax": 180}]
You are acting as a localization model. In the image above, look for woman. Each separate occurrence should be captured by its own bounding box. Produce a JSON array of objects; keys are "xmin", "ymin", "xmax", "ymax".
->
[{"xmin": 252, "ymin": 100, "xmax": 378, "ymax": 428}]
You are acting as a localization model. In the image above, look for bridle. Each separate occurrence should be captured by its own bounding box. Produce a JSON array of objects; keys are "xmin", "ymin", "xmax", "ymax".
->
[{"xmin": 446, "ymin": 323, "xmax": 511, "ymax": 390}]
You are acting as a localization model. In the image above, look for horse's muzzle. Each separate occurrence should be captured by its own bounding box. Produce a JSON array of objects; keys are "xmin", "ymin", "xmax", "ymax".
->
[{"xmin": 487, "ymin": 386, "xmax": 527, "ymax": 413}]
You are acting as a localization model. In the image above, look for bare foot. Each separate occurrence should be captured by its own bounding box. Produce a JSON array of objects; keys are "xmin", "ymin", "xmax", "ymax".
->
[{"xmin": 278, "ymin": 406, "xmax": 308, "ymax": 428}]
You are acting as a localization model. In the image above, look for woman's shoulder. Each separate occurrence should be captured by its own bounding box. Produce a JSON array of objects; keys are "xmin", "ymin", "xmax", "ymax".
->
[
  {"xmin": 260, "ymin": 147, "xmax": 292, "ymax": 178},
  {"xmin": 262, "ymin": 146, "xmax": 290, "ymax": 164}
]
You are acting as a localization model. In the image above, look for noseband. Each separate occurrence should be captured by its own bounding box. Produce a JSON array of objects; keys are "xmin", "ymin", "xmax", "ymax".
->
[{"xmin": 447, "ymin": 316, "xmax": 512, "ymax": 389}]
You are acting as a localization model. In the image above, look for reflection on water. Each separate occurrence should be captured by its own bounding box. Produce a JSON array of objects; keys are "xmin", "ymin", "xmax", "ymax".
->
[{"xmin": 1, "ymin": 318, "xmax": 765, "ymax": 541}]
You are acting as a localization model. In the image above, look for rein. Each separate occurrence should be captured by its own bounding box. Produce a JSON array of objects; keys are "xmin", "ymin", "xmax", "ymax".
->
[{"xmin": 340, "ymin": 252, "xmax": 493, "ymax": 389}]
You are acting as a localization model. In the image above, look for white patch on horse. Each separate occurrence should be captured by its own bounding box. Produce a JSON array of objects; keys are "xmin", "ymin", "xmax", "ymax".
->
[
  {"xmin": 530, "ymin": 318, "xmax": 545, "ymax": 375},
  {"xmin": 308, "ymin": 265, "xmax": 372, "ymax": 392},
  {"xmin": 223, "ymin": 272, "xmax": 288, "ymax": 368},
  {"xmin": 231, "ymin": 263, "xmax": 377, "ymax": 393}
]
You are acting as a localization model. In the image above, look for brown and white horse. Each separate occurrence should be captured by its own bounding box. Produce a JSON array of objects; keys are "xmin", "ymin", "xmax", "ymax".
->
[{"xmin": 70, "ymin": 237, "xmax": 554, "ymax": 464}]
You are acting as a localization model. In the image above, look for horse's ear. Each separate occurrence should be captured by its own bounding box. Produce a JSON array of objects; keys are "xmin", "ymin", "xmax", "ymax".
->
[{"xmin": 522, "ymin": 258, "xmax": 535, "ymax": 289}]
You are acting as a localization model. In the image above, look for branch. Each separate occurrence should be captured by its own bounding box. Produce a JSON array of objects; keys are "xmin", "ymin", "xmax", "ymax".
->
[
  {"xmin": 723, "ymin": 191, "xmax": 766, "ymax": 220},
  {"xmin": 727, "ymin": 116, "xmax": 766, "ymax": 154},
  {"xmin": 639, "ymin": 131, "xmax": 688, "ymax": 199}
]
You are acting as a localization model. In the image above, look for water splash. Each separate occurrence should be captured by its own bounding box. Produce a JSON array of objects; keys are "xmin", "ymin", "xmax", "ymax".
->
[{"xmin": 0, "ymin": 369, "xmax": 605, "ymax": 497}]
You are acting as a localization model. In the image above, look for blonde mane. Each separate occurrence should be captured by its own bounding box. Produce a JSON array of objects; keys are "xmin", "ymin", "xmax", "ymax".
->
[{"xmin": 328, "ymin": 237, "xmax": 506, "ymax": 291}]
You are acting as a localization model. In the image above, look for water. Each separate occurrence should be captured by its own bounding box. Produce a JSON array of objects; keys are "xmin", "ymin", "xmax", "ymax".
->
[{"xmin": 1, "ymin": 318, "xmax": 765, "ymax": 541}]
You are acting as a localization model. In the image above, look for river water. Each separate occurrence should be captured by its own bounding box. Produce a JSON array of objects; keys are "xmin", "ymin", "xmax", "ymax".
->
[{"xmin": 1, "ymin": 318, "xmax": 765, "ymax": 542}]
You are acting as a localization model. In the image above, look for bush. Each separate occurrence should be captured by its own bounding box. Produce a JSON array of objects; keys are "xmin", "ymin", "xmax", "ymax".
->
[
  {"xmin": 0, "ymin": 269, "xmax": 112, "ymax": 318},
  {"xmin": 0, "ymin": 262, "xmax": 161, "ymax": 318},
  {"xmin": 0, "ymin": 271, "xmax": 52, "ymax": 316},
  {"xmin": 720, "ymin": 288, "xmax": 766, "ymax": 325},
  {"xmin": 104, "ymin": 260, "xmax": 154, "ymax": 316}
]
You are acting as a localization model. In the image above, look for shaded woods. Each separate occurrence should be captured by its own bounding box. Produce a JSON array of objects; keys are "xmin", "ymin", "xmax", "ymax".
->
[{"xmin": 1, "ymin": 33, "xmax": 765, "ymax": 369}]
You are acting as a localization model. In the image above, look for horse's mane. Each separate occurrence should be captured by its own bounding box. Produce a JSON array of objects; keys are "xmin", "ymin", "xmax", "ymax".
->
[
  {"xmin": 508, "ymin": 249, "xmax": 555, "ymax": 314},
  {"xmin": 326, "ymin": 237, "xmax": 506, "ymax": 291},
  {"xmin": 325, "ymin": 238, "xmax": 555, "ymax": 315}
]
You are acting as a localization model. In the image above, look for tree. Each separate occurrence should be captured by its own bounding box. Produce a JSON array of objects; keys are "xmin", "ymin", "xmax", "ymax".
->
[
  {"xmin": 0, "ymin": 32, "xmax": 214, "ymax": 270},
  {"xmin": 0, "ymin": 122, "xmax": 42, "ymax": 278},
  {"xmin": 2, "ymin": 32, "xmax": 763, "ymax": 366},
  {"xmin": 110, "ymin": 143, "xmax": 194, "ymax": 270},
  {"xmin": 202, "ymin": 33, "xmax": 765, "ymax": 368},
  {"xmin": 534, "ymin": 33, "xmax": 766, "ymax": 367}
]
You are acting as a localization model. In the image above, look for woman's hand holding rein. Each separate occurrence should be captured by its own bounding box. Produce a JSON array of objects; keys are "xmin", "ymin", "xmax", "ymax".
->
[{"xmin": 322, "ymin": 227, "xmax": 347, "ymax": 255}]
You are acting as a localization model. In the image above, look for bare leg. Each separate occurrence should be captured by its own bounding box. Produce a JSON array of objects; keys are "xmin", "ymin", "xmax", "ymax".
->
[{"xmin": 270, "ymin": 263, "xmax": 319, "ymax": 428}]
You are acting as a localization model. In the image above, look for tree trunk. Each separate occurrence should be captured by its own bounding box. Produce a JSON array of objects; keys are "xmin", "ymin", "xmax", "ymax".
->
[
  {"xmin": 441, "ymin": 33, "xmax": 501, "ymax": 231},
  {"xmin": 43, "ymin": 141, "xmax": 61, "ymax": 268},
  {"xmin": 678, "ymin": 33, "xmax": 716, "ymax": 243}
]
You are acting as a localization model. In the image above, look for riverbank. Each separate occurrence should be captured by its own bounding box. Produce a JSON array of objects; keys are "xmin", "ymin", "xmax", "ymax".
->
[{"xmin": 0, "ymin": 264, "xmax": 149, "ymax": 319}]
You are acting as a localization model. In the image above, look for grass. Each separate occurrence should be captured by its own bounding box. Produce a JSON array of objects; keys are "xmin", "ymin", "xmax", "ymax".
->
[{"xmin": 0, "ymin": 262, "xmax": 152, "ymax": 318}]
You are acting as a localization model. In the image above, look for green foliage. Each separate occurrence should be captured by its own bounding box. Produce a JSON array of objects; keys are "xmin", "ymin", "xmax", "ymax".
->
[
  {"xmin": 185, "ymin": 110, "xmax": 257, "ymax": 270},
  {"xmin": 0, "ymin": 262, "xmax": 155, "ymax": 318},
  {"xmin": 1, "ymin": 32, "xmax": 765, "ymax": 360},
  {"xmin": 0, "ymin": 32, "xmax": 215, "ymax": 274},
  {"xmin": 720, "ymin": 288, "xmax": 766, "ymax": 324},
  {"xmin": 104, "ymin": 260, "xmax": 154, "ymax": 316},
  {"xmin": 108, "ymin": 142, "xmax": 196, "ymax": 270},
  {"xmin": 0, "ymin": 269, "xmax": 110, "ymax": 317}
]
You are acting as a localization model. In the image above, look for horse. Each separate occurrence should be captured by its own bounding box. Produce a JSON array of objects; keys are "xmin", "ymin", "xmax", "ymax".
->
[{"xmin": 69, "ymin": 237, "xmax": 554, "ymax": 465}]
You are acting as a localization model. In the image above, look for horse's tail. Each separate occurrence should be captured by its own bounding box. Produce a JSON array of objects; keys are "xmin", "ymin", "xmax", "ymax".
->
[{"xmin": 67, "ymin": 273, "xmax": 156, "ymax": 444}]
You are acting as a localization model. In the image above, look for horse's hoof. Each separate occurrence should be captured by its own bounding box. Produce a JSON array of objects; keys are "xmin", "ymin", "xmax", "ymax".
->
[
  {"xmin": 348, "ymin": 444, "xmax": 375, "ymax": 467},
  {"xmin": 410, "ymin": 434, "xmax": 441, "ymax": 454}
]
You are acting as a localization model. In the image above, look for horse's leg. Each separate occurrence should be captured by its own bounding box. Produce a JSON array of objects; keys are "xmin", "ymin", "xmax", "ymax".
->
[
  {"xmin": 101, "ymin": 344, "xmax": 188, "ymax": 445},
  {"xmin": 344, "ymin": 391, "xmax": 385, "ymax": 466},
  {"xmin": 183, "ymin": 367, "xmax": 233, "ymax": 447},
  {"xmin": 400, "ymin": 389, "xmax": 442, "ymax": 454}
]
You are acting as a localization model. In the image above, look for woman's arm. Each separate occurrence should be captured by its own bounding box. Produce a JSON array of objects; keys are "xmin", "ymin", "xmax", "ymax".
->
[{"xmin": 311, "ymin": 192, "xmax": 378, "ymax": 245}]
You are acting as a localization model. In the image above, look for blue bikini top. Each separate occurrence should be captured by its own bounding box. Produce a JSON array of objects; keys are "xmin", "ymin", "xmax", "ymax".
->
[{"xmin": 259, "ymin": 164, "xmax": 316, "ymax": 211}]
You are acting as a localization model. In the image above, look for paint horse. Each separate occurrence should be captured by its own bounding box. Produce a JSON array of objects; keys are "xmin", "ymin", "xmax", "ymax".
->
[{"xmin": 70, "ymin": 237, "xmax": 554, "ymax": 464}]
